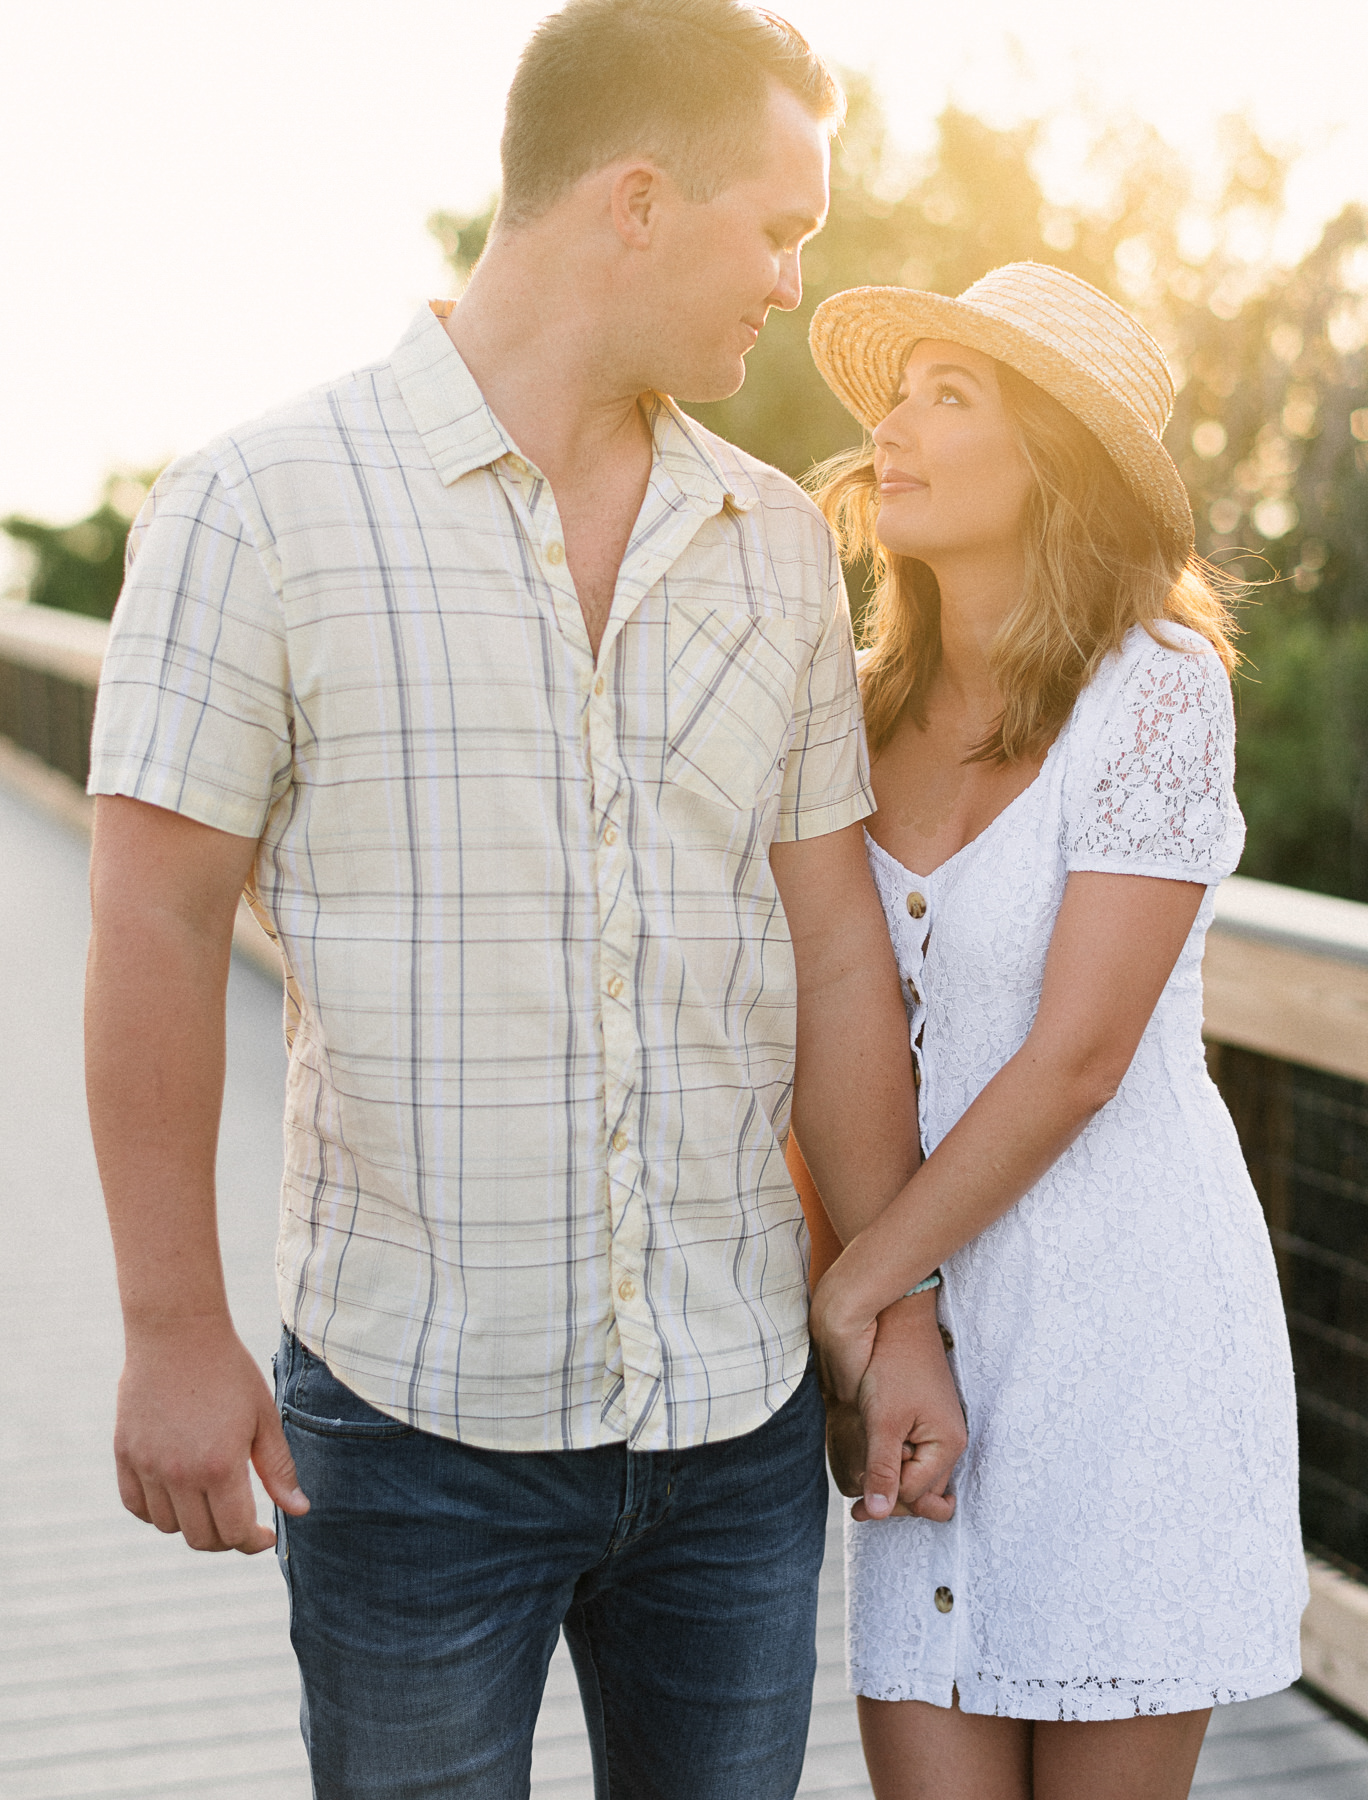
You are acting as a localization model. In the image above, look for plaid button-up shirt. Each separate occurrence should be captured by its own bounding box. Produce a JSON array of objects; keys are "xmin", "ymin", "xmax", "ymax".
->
[{"xmin": 90, "ymin": 303, "xmax": 873, "ymax": 1451}]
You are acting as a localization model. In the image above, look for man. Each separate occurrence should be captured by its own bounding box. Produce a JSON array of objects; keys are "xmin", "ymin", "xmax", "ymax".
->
[{"xmin": 84, "ymin": 3, "xmax": 962, "ymax": 1794}]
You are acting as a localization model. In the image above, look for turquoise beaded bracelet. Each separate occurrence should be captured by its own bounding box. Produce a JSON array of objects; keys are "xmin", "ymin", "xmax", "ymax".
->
[{"xmin": 903, "ymin": 1270, "xmax": 941, "ymax": 1297}]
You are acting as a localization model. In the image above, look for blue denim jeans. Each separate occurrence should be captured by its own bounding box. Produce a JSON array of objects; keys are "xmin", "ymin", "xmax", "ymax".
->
[{"xmin": 274, "ymin": 1328, "xmax": 827, "ymax": 1799}]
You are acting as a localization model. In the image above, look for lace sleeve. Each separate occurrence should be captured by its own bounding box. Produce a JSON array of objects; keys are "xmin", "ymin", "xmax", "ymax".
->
[{"xmin": 1063, "ymin": 629, "xmax": 1245, "ymax": 882}]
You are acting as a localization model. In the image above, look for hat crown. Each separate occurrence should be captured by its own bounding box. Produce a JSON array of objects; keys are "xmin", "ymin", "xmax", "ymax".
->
[{"xmin": 957, "ymin": 263, "xmax": 1175, "ymax": 436}]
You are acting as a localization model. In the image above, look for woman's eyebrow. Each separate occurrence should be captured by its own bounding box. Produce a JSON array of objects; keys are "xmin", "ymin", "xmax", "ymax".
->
[{"xmin": 919, "ymin": 361, "xmax": 985, "ymax": 385}]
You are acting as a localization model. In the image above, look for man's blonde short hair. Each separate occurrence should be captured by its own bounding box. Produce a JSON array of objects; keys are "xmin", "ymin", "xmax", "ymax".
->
[{"xmin": 499, "ymin": 0, "xmax": 843, "ymax": 228}]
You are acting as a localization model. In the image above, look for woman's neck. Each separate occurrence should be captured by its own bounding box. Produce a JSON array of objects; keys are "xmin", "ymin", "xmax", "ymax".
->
[{"xmin": 926, "ymin": 546, "xmax": 1026, "ymax": 721}]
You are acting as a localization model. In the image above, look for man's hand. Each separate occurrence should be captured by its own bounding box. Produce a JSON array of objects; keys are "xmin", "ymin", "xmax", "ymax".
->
[
  {"xmin": 816, "ymin": 1291, "xmax": 965, "ymax": 1523},
  {"xmin": 115, "ymin": 1317, "xmax": 309, "ymax": 1554}
]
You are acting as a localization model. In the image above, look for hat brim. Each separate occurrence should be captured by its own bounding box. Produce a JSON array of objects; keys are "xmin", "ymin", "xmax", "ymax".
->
[{"xmin": 809, "ymin": 286, "xmax": 1195, "ymax": 557}]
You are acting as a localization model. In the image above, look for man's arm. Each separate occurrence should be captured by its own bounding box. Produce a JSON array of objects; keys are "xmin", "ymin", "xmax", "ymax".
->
[
  {"xmin": 770, "ymin": 822, "xmax": 965, "ymax": 1522},
  {"xmin": 85, "ymin": 794, "xmax": 308, "ymax": 1553}
]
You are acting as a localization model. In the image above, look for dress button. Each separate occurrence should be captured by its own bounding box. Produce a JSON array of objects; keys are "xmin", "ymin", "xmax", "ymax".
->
[
  {"xmin": 906, "ymin": 978, "xmax": 920, "ymax": 1004},
  {"xmin": 546, "ymin": 541, "xmax": 565, "ymax": 565},
  {"xmin": 617, "ymin": 1277, "xmax": 637, "ymax": 1302},
  {"xmin": 607, "ymin": 974, "xmax": 625, "ymax": 1000},
  {"xmin": 603, "ymin": 825, "xmax": 618, "ymax": 845},
  {"xmin": 594, "ymin": 675, "xmax": 605, "ymax": 697},
  {"xmin": 906, "ymin": 891, "xmax": 927, "ymax": 919},
  {"xmin": 913, "ymin": 1061, "xmax": 922, "ymax": 1091},
  {"xmin": 934, "ymin": 1586, "xmax": 954, "ymax": 1614},
  {"xmin": 611, "ymin": 1129, "xmax": 629, "ymax": 1153}
]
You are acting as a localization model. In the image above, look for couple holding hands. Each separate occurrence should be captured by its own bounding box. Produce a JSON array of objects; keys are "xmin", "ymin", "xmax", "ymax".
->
[{"xmin": 84, "ymin": 2, "xmax": 1305, "ymax": 1797}]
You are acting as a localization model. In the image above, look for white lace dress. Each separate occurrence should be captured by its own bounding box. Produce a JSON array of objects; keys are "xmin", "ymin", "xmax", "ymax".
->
[{"xmin": 847, "ymin": 624, "xmax": 1307, "ymax": 1722}]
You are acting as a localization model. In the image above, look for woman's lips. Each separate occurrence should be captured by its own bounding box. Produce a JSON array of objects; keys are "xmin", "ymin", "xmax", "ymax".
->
[{"xmin": 877, "ymin": 469, "xmax": 927, "ymax": 493}]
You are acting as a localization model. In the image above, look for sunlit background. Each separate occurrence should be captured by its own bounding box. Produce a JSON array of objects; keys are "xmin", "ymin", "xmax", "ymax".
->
[
  {"xmin": 2, "ymin": 0, "xmax": 1364, "ymax": 520},
  {"xmin": 3, "ymin": 0, "xmax": 1368, "ymax": 894}
]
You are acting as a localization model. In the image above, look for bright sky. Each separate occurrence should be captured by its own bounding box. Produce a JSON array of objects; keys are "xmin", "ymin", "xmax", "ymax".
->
[{"xmin": 2, "ymin": 0, "xmax": 1365, "ymax": 554}]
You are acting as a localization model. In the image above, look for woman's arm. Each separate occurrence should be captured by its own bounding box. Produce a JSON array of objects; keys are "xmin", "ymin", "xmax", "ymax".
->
[{"xmin": 809, "ymin": 869, "xmax": 1206, "ymax": 1404}]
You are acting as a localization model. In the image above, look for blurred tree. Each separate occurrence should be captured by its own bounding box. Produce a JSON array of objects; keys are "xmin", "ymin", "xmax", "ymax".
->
[
  {"xmin": 429, "ymin": 100, "xmax": 1368, "ymax": 900},
  {"xmin": 1167, "ymin": 203, "xmax": 1368, "ymax": 896},
  {"xmin": 2, "ymin": 470, "xmax": 158, "ymax": 620}
]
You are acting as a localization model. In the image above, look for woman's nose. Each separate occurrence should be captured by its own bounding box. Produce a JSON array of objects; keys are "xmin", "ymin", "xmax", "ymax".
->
[{"xmin": 872, "ymin": 403, "xmax": 910, "ymax": 450}]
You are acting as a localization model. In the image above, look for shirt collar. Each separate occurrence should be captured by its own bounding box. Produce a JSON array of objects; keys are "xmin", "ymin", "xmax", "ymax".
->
[
  {"xmin": 390, "ymin": 303, "xmax": 753, "ymax": 514},
  {"xmin": 388, "ymin": 303, "xmax": 519, "ymax": 484}
]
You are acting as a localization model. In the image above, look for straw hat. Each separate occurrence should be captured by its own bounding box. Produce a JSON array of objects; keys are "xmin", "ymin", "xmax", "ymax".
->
[{"xmin": 809, "ymin": 262, "xmax": 1194, "ymax": 556}]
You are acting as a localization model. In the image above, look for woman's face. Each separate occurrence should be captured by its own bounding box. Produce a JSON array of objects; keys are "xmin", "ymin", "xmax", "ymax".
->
[{"xmin": 872, "ymin": 340, "xmax": 1035, "ymax": 564}]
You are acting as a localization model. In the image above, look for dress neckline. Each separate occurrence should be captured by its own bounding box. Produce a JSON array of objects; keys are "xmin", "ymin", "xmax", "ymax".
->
[{"xmin": 865, "ymin": 727, "xmax": 1067, "ymax": 885}]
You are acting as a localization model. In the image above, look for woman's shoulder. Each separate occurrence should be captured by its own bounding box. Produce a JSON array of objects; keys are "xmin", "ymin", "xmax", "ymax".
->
[
  {"xmin": 1104, "ymin": 620, "xmax": 1226, "ymax": 681},
  {"xmin": 1062, "ymin": 618, "xmax": 1243, "ymax": 879},
  {"xmin": 1074, "ymin": 622, "xmax": 1231, "ymax": 730}
]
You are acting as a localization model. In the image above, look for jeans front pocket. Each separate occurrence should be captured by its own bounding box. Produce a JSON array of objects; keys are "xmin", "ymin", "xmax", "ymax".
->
[
  {"xmin": 665, "ymin": 603, "xmax": 797, "ymax": 812},
  {"xmin": 280, "ymin": 1333, "xmax": 417, "ymax": 1440}
]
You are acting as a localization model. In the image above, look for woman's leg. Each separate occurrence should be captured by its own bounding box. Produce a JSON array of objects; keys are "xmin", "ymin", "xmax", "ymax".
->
[
  {"xmin": 857, "ymin": 1693, "xmax": 1032, "ymax": 1800},
  {"xmin": 1033, "ymin": 1710, "xmax": 1211, "ymax": 1800}
]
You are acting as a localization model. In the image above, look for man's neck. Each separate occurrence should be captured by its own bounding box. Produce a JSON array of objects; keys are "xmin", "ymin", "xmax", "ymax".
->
[
  {"xmin": 441, "ymin": 223, "xmax": 656, "ymax": 661},
  {"xmin": 442, "ymin": 228, "xmax": 652, "ymax": 490}
]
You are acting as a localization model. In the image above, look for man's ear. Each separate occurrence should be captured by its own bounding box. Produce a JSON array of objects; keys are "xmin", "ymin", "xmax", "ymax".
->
[{"xmin": 609, "ymin": 161, "xmax": 668, "ymax": 250}]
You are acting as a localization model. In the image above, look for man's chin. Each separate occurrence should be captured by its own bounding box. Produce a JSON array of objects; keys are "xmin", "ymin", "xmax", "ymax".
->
[{"xmin": 665, "ymin": 357, "xmax": 748, "ymax": 406}]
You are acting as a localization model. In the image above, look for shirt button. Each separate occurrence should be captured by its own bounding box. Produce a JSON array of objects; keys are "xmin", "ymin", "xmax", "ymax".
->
[
  {"xmin": 607, "ymin": 975, "xmax": 625, "ymax": 1000},
  {"xmin": 546, "ymin": 541, "xmax": 565, "ymax": 565},
  {"xmin": 906, "ymin": 891, "xmax": 927, "ymax": 919},
  {"xmin": 617, "ymin": 1277, "xmax": 637, "ymax": 1302},
  {"xmin": 603, "ymin": 825, "xmax": 618, "ymax": 845},
  {"xmin": 611, "ymin": 1129, "xmax": 628, "ymax": 1152},
  {"xmin": 506, "ymin": 455, "xmax": 528, "ymax": 476},
  {"xmin": 594, "ymin": 675, "xmax": 605, "ymax": 696},
  {"xmin": 934, "ymin": 1586, "xmax": 954, "ymax": 1614}
]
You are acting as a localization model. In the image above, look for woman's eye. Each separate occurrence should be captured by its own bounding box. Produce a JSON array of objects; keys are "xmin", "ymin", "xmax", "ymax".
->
[{"xmin": 934, "ymin": 385, "xmax": 965, "ymax": 406}]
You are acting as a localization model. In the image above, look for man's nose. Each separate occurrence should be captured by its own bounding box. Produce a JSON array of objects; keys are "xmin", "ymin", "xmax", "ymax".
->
[{"xmin": 770, "ymin": 248, "xmax": 803, "ymax": 313}]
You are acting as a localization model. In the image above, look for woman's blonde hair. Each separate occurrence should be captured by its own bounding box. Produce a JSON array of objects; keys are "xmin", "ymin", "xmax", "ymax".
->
[{"xmin": 809, "ymin": 359, "xmax": 1240, "ymax": 762}]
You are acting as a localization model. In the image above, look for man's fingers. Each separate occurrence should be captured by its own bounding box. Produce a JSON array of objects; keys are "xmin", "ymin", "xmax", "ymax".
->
[
  {"xmin": 115, "ymin": 1459, "xmax": 155, "ymax": 1526},
  {"xmin": 859, "ymin": 1414, "xmax": 906, "ymax": 1520},
  {"xmin": 172, "ymin": 1489, "xmax": 236, "ymax": 1553},
  {"xmin": 202, "ymin": 1461, "xmax": 278, "ymax": 1555},
  {"xmin": 252, "ymin": 1408, "xmax": 310, "ymax": 1517},
  {"xmin": 909, "ymin": 1487, "xmax": 956, "ymax": 1522},
  {"xmin": 897, "ymin": 1433, "xmax": 963, "ymax": 1509},
  {"xmin": 139, "ymin": 1479, "xmax": 183, "ymax": 1536},
  {"xmin": 825, "ymin": 1400, "xmax": 867, "ymax": 1498}
]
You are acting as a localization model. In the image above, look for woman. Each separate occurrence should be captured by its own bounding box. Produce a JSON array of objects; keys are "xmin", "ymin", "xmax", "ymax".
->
[{"xmin": 798, "ymin": 264, "xmax": 1307, "ymax": 1800}]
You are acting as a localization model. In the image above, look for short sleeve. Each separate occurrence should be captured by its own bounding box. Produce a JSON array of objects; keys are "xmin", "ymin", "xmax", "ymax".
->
[
  {"xmin": 772, "ymin": 527, "xmax": 876, "ymax": 842},
  {"xmin": 1063, "ymin": 630, "xmax": 1244, "ymax": 883},
  {"xmin": 88, "ymin": 451, "xmax": 292, "ymax": 839}
]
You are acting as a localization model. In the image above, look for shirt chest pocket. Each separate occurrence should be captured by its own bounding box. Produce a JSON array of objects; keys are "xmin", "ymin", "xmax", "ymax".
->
[{"xmin": 665, "ymin": 602, "xmax": 798, "ymax": 813}]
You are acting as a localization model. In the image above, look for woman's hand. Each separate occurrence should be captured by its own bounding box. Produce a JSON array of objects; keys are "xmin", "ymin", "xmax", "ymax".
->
[{"xmin": 813, "ymin": 1286, "xmax": 965, "ymax": 1520}]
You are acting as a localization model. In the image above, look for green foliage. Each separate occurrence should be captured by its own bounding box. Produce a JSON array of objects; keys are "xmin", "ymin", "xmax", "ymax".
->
[
  {"xmin": 2, "ymin": 471, "xmax": 157, "ymax": 620},
  {"xmin": 1165, "ymin": 203, "xmax": 1368, "ymax": 895}
]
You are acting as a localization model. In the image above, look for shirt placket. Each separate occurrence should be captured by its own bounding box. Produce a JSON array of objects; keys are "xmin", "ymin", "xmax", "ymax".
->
[
  {"xmin": 500, "ymin": 450, "xmax": 734, "ymax": 1441},
  {"xmin": 585, "ymin": 471, "xmax": 742, "ymax": 1444}
]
